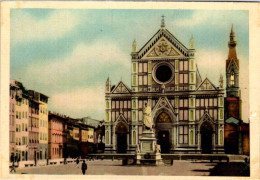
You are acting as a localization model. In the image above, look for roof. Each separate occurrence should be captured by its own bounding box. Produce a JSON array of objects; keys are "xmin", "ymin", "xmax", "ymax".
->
[{"xmin": 225, "ymin": 116, "xmax": 240, "ymax": 125}]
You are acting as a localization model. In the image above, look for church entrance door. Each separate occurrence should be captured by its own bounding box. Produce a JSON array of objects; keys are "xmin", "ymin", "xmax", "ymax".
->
[
  {"xmin": 200, "ymin": 121, "xmax": 213, "ymax": 154},
  {"xmin": 158, "ymin": 131, "xmax": 170, "ymax": 153},
  {"xmin": 117, "ymin": 133, "xmax": 127, "ymax": 153},
  {"xmin": 115, "ymin": 121, "xmax": 128, "ymax": 154}
]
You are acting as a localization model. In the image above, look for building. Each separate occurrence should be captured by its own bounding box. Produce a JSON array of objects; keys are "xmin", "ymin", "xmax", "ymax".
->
[
  {"xmin": 48, "ymin": 112, "xmax": 66, "ymax": 159},
  {"xmin": 104, "ymin": 17, "xmax": 225, "ymax": 154},
  {"xmin": 28, "ymin": 90, "xmax": 40, "ymax": 161},
  {"xmin": 39, "ymin": 93, "xmax": 49, "ymax": 160},
  {"xmin": 9, "ymin": 80, "xmax": 18, "ymax": 157},
  {"xmin": 224, "ymin": 26, "xmax": 249, "ymax": 155},
  {"xmin": 12, "ymin": 80, "xmax": 30, "ymax": 161}
]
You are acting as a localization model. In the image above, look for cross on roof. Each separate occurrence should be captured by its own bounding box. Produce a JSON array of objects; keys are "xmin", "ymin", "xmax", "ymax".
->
[
  {"xmin": 161, "ymin": 15, "xmax": 166, "ymax": 28},
  {"xmin": 204, "ymin": 80, "xmax": 210, "ymax": 89}
]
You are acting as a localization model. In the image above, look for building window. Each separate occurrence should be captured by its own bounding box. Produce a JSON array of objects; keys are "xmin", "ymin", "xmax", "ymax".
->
[
  {"xmin": 138, "ymin": 62, "xmax": 147, "ymax": 73},
  {"xmin": 179, "ymin": 126, "xmax": 188, "ymax": 144},
  {"xmin": 230, "ymin": 71, "xmax": 235, "ymax": 86},
  {"xmin": 133, "ymin": 131, "xmax": 136, "ymax": 145},
  {"xmin": 138, "ymin": 75, "xmax": 148, "ymax": 85},
  {"xmin": 190, "ymin": 130, "xmax": 194, "ymax": 145},
  {"xmin": 179, "ymin": 60, "xmax": 189, "ymax": 71},
  {"xmin": 179, "ymin": 73, "xmax": 188, "ymax": 84},
  {"xmin": 138, "ymin": 111, "xmax": 143, "ymax": 121}
]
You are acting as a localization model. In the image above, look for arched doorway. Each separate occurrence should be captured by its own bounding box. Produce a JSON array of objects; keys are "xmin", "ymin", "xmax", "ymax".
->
[
  {"xmin": 200, "ymin": 121, "xmax": 213, "ymax": 154},
  {"xmin": 115, "ymin": 121, "xmax": 128, "ymax": 153},
  {"xmin": 156, "ymin": 112, "xmax": 171, "ymax": 153}
]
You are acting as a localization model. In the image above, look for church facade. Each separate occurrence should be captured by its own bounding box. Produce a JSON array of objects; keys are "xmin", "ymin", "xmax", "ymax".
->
[{"xmin": 104, "ymin": 18, "xmax": 226, "ymax": 154}]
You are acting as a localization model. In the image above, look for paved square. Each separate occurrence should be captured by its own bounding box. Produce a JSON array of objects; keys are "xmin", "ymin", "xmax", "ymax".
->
[{"xmin": 14, "ymin": 160, "xmax": 218, "ymax": 176}]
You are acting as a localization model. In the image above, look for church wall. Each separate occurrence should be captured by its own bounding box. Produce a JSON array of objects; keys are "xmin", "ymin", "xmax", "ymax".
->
[{"xmin": 104, "ymin": 24, "xmax": 225, "ymax": 154}]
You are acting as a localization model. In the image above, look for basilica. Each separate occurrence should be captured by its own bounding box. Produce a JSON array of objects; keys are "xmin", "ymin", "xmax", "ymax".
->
[{"xmin": 104, "ymin": 17, "xmax": 240, "ymax": 154}]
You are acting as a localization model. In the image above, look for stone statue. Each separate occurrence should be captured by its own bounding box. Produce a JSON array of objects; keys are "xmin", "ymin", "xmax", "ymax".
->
[{"xmin": 143, "ymin": 102, "xmax": 153, "ymax": 131}]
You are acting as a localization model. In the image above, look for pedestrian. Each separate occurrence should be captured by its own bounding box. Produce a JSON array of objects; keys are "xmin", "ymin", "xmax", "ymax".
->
[
  {"xmin": 81, "ymin": 160, "xmax": 87, "ymax": 175},
  {"xmin": 76, "ymin": 157, "xmax": 80, "ymax": 168},
  {"xmin": 10, "ymin": 153, "xmax": 16, "ymax": 173}
]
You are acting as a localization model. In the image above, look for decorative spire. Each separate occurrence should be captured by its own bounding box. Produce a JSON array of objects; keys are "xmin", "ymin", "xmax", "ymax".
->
[
  {"xmin": 229, "ymin": 24, "xmax": 236, "ymax": 45},
  {"xmin": 219, "ymin": 74, "xmax": 223, "ymax": 88},
  {"xmin": 106, "ymin": 75, "xmax": 111, "ymax": 93},
  {"xmin": 190, "ymin": 35, "xmax": 194, "ymax": 49},
  {"xmin": 227, "ymin": 24, "xmax": 238, "ymax": 67},
  {"xmin": 161, "ymin": 15, "xmax": 165, "ymax": 28},
  {"xmin": 132, "ymin": 39, "xmax": 137, "ymax": 52}
]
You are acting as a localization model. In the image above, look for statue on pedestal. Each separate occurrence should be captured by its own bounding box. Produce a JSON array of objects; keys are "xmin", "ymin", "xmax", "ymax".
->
[{"xmin": 143, "ymin": 102, "xmax": 153, "ymax": 131}]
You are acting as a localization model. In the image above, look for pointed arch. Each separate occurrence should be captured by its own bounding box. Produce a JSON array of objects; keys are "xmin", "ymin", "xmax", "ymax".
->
[{"xmin": 115, "ymin": 120, "xmax": 129, "ymax": 134}]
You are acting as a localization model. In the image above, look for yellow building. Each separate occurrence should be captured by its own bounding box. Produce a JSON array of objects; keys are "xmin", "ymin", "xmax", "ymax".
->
[
  {"xmin": 87, "ymin": 128, "xmax": 94, "ymax": 143},
  {"xmin": 39, "ymin": 93, "xmax": 48, "ymax": 160},
  {"xmin": 81, "ymin": 130, "xmax": 88, "ymax": 142}
]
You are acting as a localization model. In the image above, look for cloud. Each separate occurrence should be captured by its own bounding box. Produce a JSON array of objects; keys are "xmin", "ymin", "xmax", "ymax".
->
[
  {"xmin": 11, "ymin": 11, "xmax": 80, "ymax": 43},
  {"xmin": 175, "ymin": 11, "xmax": 247, "ymax": 29},
  {"xmin": 49, "ymin": 86, "xmax": 105, "ymax": 119},
  {"xmin": 175, "ymin": 11, "xmax": 210, "ymax": 27},
  {"xmin": 24, "ymin": 40, "xmax": 130, "ymax": 87}
]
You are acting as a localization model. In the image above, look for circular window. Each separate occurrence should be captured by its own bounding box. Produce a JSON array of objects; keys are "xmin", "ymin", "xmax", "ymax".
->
[
  {"xmin": 156, "ymin": 65, "xmax": 172, "ymax": 82},
  {"xmin": 153, "ymin": 63, "xmax": 174, "ymax": 84}
]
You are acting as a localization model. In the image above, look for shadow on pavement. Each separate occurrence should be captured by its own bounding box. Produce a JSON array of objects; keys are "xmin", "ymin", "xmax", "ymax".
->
[{"xmin": 209, "ymin": 162, "xmax": 250, "ymax": 176}]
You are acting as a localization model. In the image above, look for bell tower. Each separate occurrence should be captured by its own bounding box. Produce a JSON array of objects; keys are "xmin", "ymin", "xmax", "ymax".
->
[
  {"xmin": 226, "ymin": 25, "xmax": 239, "ymax": 97},
  {"xmin": 225, "ymin": 25, "xmax": 241, "ymax": 119}
]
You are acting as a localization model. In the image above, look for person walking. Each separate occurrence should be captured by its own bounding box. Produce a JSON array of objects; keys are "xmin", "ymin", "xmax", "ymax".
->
[
  {"xmin": 10, "ymin": 153, "xmax": 16, "ymax": 173},
  {"xmin": 76, "ymin": 157, "xmax": 80, "ymax": 168},
  {"xmin": 81, "ymin": 160, "xmax": 87, "ymax": 175}
]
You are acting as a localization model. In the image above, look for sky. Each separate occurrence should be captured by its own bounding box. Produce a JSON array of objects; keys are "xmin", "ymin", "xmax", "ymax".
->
[{"xmin": 10, "ymin": 9, "xmax": 249, "ymax": 121}]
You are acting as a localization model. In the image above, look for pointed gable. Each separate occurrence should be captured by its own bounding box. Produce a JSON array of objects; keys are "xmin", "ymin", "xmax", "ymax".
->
[
  {"xmin": 137, "ymin": 29, "xmax": 189, "ymax": 59},
  {"xmin": 143, "ymin": 37, "xmax": 182, "ymax": 59},
  {"xmin": 197, "ymin": 78, "xmax": 217, "ymax": 91},
  {"xmin": 111, "ymin": 81, "xmax": 131, "ymax": 94},
  {"xmin": 152, "ymin": 96, "xmax": 175, "ymax": 114},
  {"xmin": 199, "ymin": 111, "xmax": 214, "ymax": 123},
  {"xmin": 227, "ymin": 59, "xmax": 239, "ymax": 71}
]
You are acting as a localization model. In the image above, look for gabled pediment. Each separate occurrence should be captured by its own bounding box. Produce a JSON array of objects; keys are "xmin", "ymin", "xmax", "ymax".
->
[
  {"xmin": 143, "ymin": 37, "xmax": 183, "ymax": 59},
  {"xmin": 115, "ymin": 113, "xmax": 128, "ymax": 124},
  {"xmin": 152, "ymin": 96, "xmax": 175, "ymax": 115},
  {"xmin": 137, "ymin": 29, "xmax": 189, "ymax": 59},
  {"xmin": 111, "ymin": 81, "xmax": 131, "ymax": 94},
  {"xmin": 227, "ymin": 59, "xmax": 239, "ymax": 72},
  {"xmin": 198, "ymin": 111, "xmax": 215, "ymax": 130},
  {"xmin": 115, "ymin": 114, "xmax": 129, "ymax": 133},
  {"xmin": 196, "ymin": 78, "xmax": 217, "ymax": 91}
]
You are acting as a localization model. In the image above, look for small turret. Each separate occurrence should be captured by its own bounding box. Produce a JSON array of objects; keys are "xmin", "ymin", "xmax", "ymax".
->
[
  {"xmin": 106, "ymin": 76, "xmax": 111, "ymax": 93},
  {"xmin": 132, "ymin": 39, "xmax": 137, "ymax": 52},
  {"xmin": 190, "ymin": 35, "xmax": 194, "ymax": 49},
  {"xmin": 219, "ymin": 74, "xmax": 223, "ymax": 89}
]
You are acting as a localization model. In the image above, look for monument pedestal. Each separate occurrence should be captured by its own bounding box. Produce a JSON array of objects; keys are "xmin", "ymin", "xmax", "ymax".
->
[{"xmin": 136, "ymin": 130, "xmax": 163, "ymax": 165}]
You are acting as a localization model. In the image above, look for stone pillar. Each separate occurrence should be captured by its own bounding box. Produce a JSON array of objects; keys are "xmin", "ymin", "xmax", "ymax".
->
[
  {"xmin": 132, "ymin": 61, "xmax": 138, "ymax": 92},
  {"xmin": 175, "ymin": 60, "xmax": 179, "ymax": 91}
]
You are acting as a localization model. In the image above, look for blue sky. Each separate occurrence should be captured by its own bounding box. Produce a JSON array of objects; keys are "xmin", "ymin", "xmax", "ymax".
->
[{"xmin": 10, "ymin": 9, "xmax": 249, "ymax": 121}]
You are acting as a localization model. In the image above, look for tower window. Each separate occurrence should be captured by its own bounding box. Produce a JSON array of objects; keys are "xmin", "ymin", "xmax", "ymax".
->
[{"xmin": 230, "ymin": 71, "xmax": 235, "ymax": 86}]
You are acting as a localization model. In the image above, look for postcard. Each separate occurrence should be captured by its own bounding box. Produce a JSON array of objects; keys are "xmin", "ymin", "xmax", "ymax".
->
[{"xmin": 0, "ymin": 1, "xmax": 259, "ymax": 180}]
